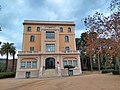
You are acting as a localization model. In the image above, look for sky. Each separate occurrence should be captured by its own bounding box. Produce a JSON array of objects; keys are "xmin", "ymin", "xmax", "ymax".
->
[{"xmin": 0, "ymin": 0, "xmax": 111, "ymax": 58}]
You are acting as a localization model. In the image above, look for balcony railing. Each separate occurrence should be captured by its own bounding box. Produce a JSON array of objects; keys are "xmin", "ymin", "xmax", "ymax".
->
[{"xmin": 18, "ymin": 50, "xmax": 80, "ymax": 54}]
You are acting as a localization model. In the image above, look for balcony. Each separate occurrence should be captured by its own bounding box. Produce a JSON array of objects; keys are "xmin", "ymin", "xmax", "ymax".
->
[{"xmin": 18, "ymin": 50, "xmax": 80, "ymax": 55}]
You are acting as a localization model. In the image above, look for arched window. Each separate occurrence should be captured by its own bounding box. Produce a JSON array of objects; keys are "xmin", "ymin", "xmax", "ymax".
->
[
  {"xmin": 27, "ymin": 26, "xmax": 31, "ymax": 32},
  {"xmin": 68, "ymin": 27, "xmax": 71, "ymax": 32},
  {"xmin": 60, "ymin": 27, "xmax": 63, "ymax": 32},
  {"xmin": 30, "ymin": 35, "xmax": 35, "ymax": 42},
  {"xmin": 37, "ymin": 27, "xmax": 40, "ymax": 32}
]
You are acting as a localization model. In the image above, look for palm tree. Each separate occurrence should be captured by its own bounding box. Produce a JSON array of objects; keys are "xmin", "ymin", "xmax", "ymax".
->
[
  {"xmin": 0, "ymin": 42, "xmax": 14, "ymax": 71},
  {"xmin": 10, "ymin": 46, "xmax": 16, "ymax": 72}
]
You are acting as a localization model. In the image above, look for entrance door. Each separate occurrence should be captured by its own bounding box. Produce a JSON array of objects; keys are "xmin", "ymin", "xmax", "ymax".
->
[{"xmin": 45, "ymin": 58, "xmax": 55, "ymax": 69}]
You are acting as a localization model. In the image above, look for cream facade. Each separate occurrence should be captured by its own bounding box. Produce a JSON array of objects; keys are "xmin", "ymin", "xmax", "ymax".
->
[{"xmin": 16, "ymin": 20, "xmax": 82, "ymax": 78}]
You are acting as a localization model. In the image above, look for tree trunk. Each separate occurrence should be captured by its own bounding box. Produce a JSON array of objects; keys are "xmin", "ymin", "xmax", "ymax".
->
[
  {"xmin": 12, "ymin": 54, "xmax": 15, "ymax": 72},
  {"xmin": 6, "ymin": 52, "xmax": 9, "ymax": 71},
  {"xmin": 98, "ymin": 54, "xmax": 100, "ymax": 71},
  {"xmin": 90, "ymin": 55, "xmax": 93, "ymax": 71}
]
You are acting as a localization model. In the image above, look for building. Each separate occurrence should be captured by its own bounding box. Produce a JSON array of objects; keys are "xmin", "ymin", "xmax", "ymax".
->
[{"xmin": 16, "ymin": 20, "xmax": 82, "ymax": 78}]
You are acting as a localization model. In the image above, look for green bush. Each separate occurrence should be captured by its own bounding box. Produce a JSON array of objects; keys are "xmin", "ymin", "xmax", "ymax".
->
[
  {"xmin": 0, "ymin": 72, "xmax": 15, "ymax": 79},
  {"xmin": 101, "ymin": 69, "xmax": 114, "ymax": 73},
  {"xmin": 64, "ymin": 65, "xmax": 75, "ymax": 69},
  {"xmin": 112, "ymin": 70, "xmax": 120, "ymax": 75}
]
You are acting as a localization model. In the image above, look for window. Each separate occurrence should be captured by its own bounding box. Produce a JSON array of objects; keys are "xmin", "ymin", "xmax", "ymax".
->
[
  {"xmin": 73, "ymin": 61, "xmax": 78, "ymax": 66},
  {"xmin": 37, "ymin": 27, "xmax": 40, "ymax": 32},
  {"xmin": 68, "ymin": 27, "xmax": 71, "ymax": 32},
  {"xmin": 30, "ymin": 35, "xmax": 35, "ymax": 42},
  {"xmin": 21, "ymin": 62, "xmax": 26, "ymax": 68},
  {"xmin": 32, "ymin": 61, "xmax": 37, "ymax": 68},
  {"xmin": 27, "ymin": 61, "xmax": 31, "ymax": 68},
  {"xmin": 30, "ymin": 47, "xmax": 34, "ymax": 52},
  {"xmin": 65, "ymin": 47, "xmax": 70, "ymax": 52},
  {"xmin": 46, "ymin": 44, "xmax": 55, "ymax": 52},
  {"xmin": 63, "ymin": 60, "xmax": 67, "ymax": 66},
  {"xmin": 65, "ymin": 36, "xmax": 69, "ymax": 42},
  {"xmin": 46, "ymin": 31, "xmax": 55, "ymax": 39},
  {"xmin": 60, "ymin": 27, "xmax": 63, "ymax": 32},
  {"xmin": 68, "ymin": 60, "xmax": 72, "ymax": 65},
  {"xmin": 27, "ymin": 26, "xmax": 31, "ymax": 32}
]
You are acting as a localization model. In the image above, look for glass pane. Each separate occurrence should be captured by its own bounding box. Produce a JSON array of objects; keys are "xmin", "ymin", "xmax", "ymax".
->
[
  {"xmin": 21, "ymin": 62, "xmax": 26, "ymax": 68},
  {"xmin": 65, "ymin": 36, "xmax": 69, "ymax": 42},
  {"xmin": 73, "ymin": 61, "xmax": 78, "ymax": 66},
  {"xmin": 46, "ymin": 32, "xmax": 55, "ymax": 39},
  {"xmin": 37, "ymin": 27, "xmax": 40, "ymax": 31},
  {"xmin": 28, "ymin": 27, "xmax": 31, "ymax": 31},
  {"xmin": 63, "ymin": 60, "xmax": 67, "ymax": 66},
  {"xmin": 46, "ymin": 44, "xmax": 55, "ymax": 52},
  {"xmin": 68, "ymin": 60, "xmax": 72, "ymax": 65},
  {"xmin": 32, "ymin": 61, "xmax": 37, "ymax": 68},
  {"xmin": 65, "ymin": 47, "xmax": 69, "ymax": 52},
  {"xmin": 27, "ymin": 61, "xmax": 31, "ymax": 68},
  {"xmin": 60, "ymin": 27, "xmax": 63, "ymax": 32}
]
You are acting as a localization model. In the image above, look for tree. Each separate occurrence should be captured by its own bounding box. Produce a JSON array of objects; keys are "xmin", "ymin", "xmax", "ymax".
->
[
  {"xmin": 83, "ymin": 0, "xmax": 120, "ymax": 72},
  {"xmin": 0, "ymin": 42, "xmax": 15, "ymax": 71},
  {"xmin": 10, "ymin": 46, "xmax": 16, "ymax": 72}
]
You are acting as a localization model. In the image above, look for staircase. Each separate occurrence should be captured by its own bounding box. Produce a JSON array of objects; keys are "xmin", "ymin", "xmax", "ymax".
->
[{"xmin": 42, "ymin": 69, "xmax": 59, "ymax": 77}]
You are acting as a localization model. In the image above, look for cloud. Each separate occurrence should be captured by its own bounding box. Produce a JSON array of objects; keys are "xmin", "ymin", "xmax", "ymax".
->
[{"xmin": 0, "ymin": 0, "xmax": 111, "ymax": 53}]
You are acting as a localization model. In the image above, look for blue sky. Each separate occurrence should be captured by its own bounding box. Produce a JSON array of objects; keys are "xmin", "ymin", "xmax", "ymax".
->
[{"xmin": 0, "ymin": 0, "xmax": 111, "ymax": 55}]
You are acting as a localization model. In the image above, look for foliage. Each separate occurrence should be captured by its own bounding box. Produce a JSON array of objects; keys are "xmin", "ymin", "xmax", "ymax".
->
[
  {"xmin": 64, "ymin": 65, "xmax": 75, "ymax": 70},
  {"xmin": 0, "ymin": 42, "xmax": 16, "ymax": 71},
  {"xmin": 0, "ymin": 62, "xmax": 6, "ymax": 72},
  {"xmin": 0, "ymin": 72, "xmax": 15, "ymax": 79},
  {"xmin": 101, "ymin": 69, "xmax": 114, "ymax": 73},
  {"xmin": 83, "ymin": 0, "xmax": 120, "ymax": 71},
  {"xmin": 112, "ymin": 70, "xmax": 120, "ymax": 75}
]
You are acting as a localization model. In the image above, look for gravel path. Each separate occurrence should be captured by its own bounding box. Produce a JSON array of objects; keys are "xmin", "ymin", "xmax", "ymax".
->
[{"xmin": 0, "ymin": 73, "xmax": 120, "ymax": 90}]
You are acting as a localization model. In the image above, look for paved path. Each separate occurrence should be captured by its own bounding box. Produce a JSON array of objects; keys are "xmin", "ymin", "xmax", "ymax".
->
[{"xmin": 0, "ymin": 73, "xmax": 120, "ymax": 90}]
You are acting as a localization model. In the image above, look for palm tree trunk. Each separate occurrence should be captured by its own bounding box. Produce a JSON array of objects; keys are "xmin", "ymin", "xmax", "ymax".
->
[
  {"xmin": 12, "ymin": 54, "xmax": 15, "ymax": 72},
  {"xmin": 6, "ymin": 52, "xmax": 9, "ymax": 71}
]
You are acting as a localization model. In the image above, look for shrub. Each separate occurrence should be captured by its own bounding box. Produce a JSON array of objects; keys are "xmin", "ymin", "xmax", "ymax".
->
[
  {"xmin": 101, "ymin": 69, "xmax": 114, "ymax": 73},
  {"xmin": 0, "ymin": 72, "xmax": 15, "ymax": 79},
  {"xmin": 64, "ymin": 65, "xmax": 75, "ymax": 70},
  {"xmin": 112, "ymin": 70, "xmax": 120, "ymax": 75}
]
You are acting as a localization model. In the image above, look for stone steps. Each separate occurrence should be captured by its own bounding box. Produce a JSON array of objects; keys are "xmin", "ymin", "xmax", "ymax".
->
[{"xmin": 42, "ymin": 69, "xmax": 58, "ymax": 77}]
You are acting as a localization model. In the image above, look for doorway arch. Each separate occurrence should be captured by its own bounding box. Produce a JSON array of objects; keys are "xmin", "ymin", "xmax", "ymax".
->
[{"xmin": 45, "ymin": 57, "xmax": 55, "ymax": 69}]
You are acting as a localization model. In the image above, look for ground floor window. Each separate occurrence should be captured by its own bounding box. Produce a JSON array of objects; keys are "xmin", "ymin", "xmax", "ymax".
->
[
  {"xmin": 20, "ymin": 61, "xmax": 37, "ymax": 69},
  {"xmin": 63, "ymin": 60, "xmax": 78, "ymax": 67},
  {"xmin": 32, "ymin": 61, "xmax": 37, "ymax": 68},
  {"xmin": 63, "ymin": 60, "xmax": 67, "ymax": 66},
  {"xmin": 27, "ymin": 61, "xmax": 31, "ymax": 68},
  {"xmin": 21, "ymin": 62, "xmax": 26, "ymax": 68},
  {"xmin": 73, "ymin": 61, "xmax": 78, "ymax": 66}
]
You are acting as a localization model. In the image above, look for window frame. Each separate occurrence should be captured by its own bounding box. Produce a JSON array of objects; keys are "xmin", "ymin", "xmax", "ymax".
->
[
  {"xmin": 68, "ymin": 27, "xmax": 71, "ymax": 32},
  {"xmin": 65, "ymin": 46, "xmax": 70, "ymax": 52},
  {"xmin": 46, "ymin": 44, "xmax": 55, "ymax": 52},
  {"xmin": 37, "ymin": 27, "xmax": 40, "ymax": 32},
  {"xmin": 30, "ymin": 35, "xmax": 35, "ymax": 42},
  {"xmin": 64, "ymin": 36, "xmax": 69, "ymax": 42},
  {"xmin": 73, "ymin": 60, "xmax": 78, "ymax": 66},
  {"xmin": 46, "ymin": 31, "xmax": 55, "ymax": 39},
  {"xmin": 27, "ymin": 26, "xmax": 31, "ymax": 32},
  {"xmin": 21, "ymin": 62, "xmax": 26, "ymax": 68},
  {"xmin": 60, "ymin": 27, "xmax": 63, "ymax": 32},
  {"xmin": 32, "ymin": 61, "xmax": 37, "ymax": 68},
  {"xmin": 30, "ymin": 47, "xmax": 34, "ymax": 52},
  {"xmin": 27, "ymin": 61, "xmax": 31, "ymax": 68}
]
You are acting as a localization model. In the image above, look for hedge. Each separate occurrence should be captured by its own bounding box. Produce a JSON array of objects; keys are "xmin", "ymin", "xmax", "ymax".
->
[
  {"xmin": 101, "ymin": 69, "xmax": 114, "ymax": 73},
  {"xmin": 0, "ymin": 72, "xmax": 15, "ymax": 79},
  {"xmin": 112, "ymin": 70, "xmax": 120, "ymax": 75}
]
